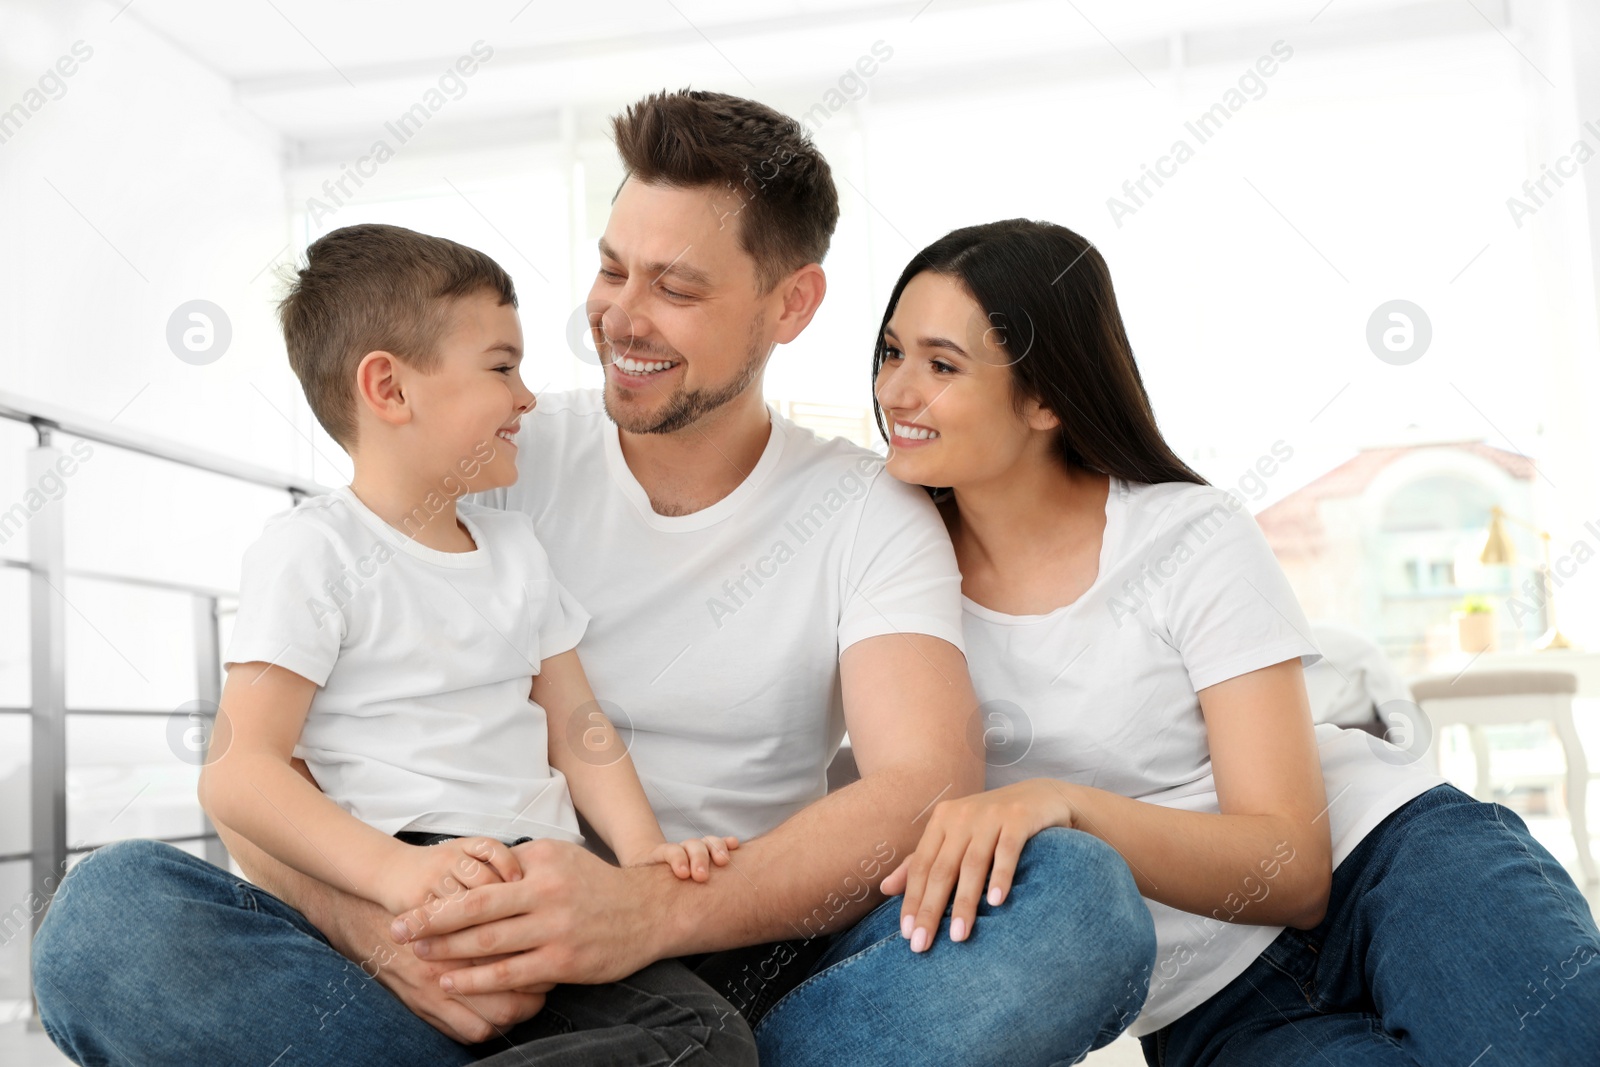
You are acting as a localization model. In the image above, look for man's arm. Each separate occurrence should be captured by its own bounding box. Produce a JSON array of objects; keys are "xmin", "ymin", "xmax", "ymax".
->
[
  {"xmin": 215, "ymin": 759, "xmax": 549, "ymax": 1044},
  {"xmin": 659, "ymin": 631, "xmax": 985, "ymax": 951},
  {"xmin": 395, "ymin": 632, "xmax": 985, "ymax": 993}
]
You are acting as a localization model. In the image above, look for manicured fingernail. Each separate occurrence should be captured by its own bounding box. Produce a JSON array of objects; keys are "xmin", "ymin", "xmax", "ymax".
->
[
  {"xmin": 950, "ymin": 917, "xmax": 966, "ymax": 941},
  {"xmin": 440, "ymin": 974, "xmax": 455, "ymax": 992},
  {"xmin": 900, "ymin": 915, "xmax": 914, "ymax": 938},
  {"xmin": 911, "ymin": 927, "xmax": 929, "ymax": 953},
  {"xmin": 988, "ymin": 887, "xmax": 1003, "ymax": 906}
]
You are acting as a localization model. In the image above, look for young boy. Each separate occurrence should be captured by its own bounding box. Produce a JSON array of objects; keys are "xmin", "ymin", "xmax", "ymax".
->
[{"xmin": 199, "ymin": 222, "xmax": 754, "ymax": 1064}]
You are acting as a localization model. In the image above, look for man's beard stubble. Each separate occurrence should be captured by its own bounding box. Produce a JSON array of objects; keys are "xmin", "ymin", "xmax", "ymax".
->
[{"xmin": 600, "ymin": 314, "xmax": 768, "ymax": 435}]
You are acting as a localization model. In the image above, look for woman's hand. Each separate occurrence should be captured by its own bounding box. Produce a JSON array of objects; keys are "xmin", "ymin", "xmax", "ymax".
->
[{"xmin": 879, "ymin": 778, "xmax": 1075, "ymax": 952}]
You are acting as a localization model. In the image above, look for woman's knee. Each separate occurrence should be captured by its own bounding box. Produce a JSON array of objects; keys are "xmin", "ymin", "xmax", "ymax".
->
[{"xmin": 1014, "ymin": 828, "xmax": 1156, "ymax": 972}]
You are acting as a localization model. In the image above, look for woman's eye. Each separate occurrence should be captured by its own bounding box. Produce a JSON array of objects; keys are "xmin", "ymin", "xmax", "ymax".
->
[
  {"xmin": 930, "ymin": 359, "xmax": 955, "ymax": 374},
  {"xmin": 882, "ymin": 344, "xmax": 903, "ymax": 361},
  {"xmin": 494, "ymin": 366, "xmax": 515, "ymax": 375}
]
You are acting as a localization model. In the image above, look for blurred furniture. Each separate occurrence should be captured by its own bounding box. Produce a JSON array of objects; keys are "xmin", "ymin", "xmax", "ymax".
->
[
  {"xmin": 778, "ymin": 401, "xmax": 878, "ymax": 450},
  {"xmin": 1306, "ymin": 622, "xmax": 1411, "ymax": 731},
  {"xmin": 1412, "ymin": 670, "xmax": 1594, "ymax": 883},
  {"xmin": 1478, "ymin": 506, "xmax": 1573, "ymax": 650},
  {"xmin": 827, "ymin": 741, "xmax": 859, "ymax": 793},
  {"xmin": 1427, "ymin": 651, "xmax": 1600, "ymax": 704}
]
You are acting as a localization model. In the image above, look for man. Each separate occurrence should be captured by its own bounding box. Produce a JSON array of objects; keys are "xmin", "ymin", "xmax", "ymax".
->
[{"xmin": 32, "ymin": 89, "xmax": 1151, "ymax": 1066}]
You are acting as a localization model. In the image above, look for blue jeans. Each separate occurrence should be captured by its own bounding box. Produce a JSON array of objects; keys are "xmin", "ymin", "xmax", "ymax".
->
[
  {"xmin": 1143, "ymin": 784, "xmax": 1600, "ymax": 1066},
  {"xmin": 754, "ymin": 826, "xmax": 1158, "ymax": 1065},
  {"xmin": 32, "ymin": 826, "xmax": 1153, "ymax": 1066},
  {"xmin": 31, "ymin": 838, "xmax": 756, "ymax": 1066}
]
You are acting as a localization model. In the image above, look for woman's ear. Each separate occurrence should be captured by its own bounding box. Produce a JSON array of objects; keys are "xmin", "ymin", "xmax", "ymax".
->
[
  {"xmin": 355, "ymin": 350, "xmax": 411, "ymax": 428},
  {"xmin": 1023, "ymin": 396, "xmax": 1061, "ymax": 433}
]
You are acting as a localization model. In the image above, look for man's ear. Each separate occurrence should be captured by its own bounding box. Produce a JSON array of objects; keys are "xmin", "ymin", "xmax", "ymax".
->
[
  {"xmin": 355, "ymin": 350, "xmax": 411, "ymax": 428},
  {"xmin": 771, "ymin": 263, "xmax": 827, "ymax": 345}
]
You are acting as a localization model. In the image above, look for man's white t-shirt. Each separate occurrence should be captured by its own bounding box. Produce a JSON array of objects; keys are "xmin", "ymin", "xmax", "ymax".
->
[
  {"xmin": 223, "ymin": 485, "xmax": 591, "ymax": 844},
  {"xmin": 468, "ymin": 389, "xmax": 965, "ymax": 844},
  {"xmin": 959, "ymin": 476, "xmax": 1445, "ymax": 1037}
]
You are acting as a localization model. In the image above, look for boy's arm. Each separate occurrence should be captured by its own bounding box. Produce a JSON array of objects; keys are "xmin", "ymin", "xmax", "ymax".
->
[
  {"xmin": 391, "ymin": 633, "xmax": 985, "ymax": 993},
  {"xmin": 211, "ymin": 766, "xmax": 552, "ymax": 1046},
  {"xmin": 199, "ymin": 661, "xmax": 430, "ymax": 912},
  {"xmin": 536, "ymin": 649, "xmax": 667, "ymax": 865}
]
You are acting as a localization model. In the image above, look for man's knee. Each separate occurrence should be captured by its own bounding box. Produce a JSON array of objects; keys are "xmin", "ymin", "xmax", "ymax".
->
[{"xmin": 35, "ymin": 839, "xmax": 204, "ymax": 985}]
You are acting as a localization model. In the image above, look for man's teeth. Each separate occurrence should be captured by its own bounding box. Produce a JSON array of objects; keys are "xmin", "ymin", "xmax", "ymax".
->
[
  {"xmin": 894, "ymin": 421, "xmax": 940, "ymax": 440},
  {"xmin": 615, "ymin": 356, "xmax": 678, "ymax": 375}
]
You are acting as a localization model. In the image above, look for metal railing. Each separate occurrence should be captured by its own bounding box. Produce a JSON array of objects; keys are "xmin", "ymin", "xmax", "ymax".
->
[{"xmin": 0, "ymin": 389, "xmax": 325, "ymax": 998}]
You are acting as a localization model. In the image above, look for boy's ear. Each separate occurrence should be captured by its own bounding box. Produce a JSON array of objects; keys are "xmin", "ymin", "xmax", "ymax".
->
[{"xmin": 355, "ymin": 350, "xmax": 411, "ymax": 427}]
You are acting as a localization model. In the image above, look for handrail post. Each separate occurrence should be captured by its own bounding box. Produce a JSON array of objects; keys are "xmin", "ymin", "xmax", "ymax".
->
[
  {"xmin": 193, "ymin": 593, "xmax": 230, "ymax": 869},
  {"xmin": 28, "ymin": 426, "xmax": 69, "ymax": 1019}
]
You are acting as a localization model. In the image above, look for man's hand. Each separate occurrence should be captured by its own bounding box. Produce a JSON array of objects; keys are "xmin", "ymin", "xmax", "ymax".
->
[
  {"xmin": 390, "ymin": 838, "xmax": 668, "ymax": 996},
  {"xmin": 327, "ymin": 887, "xmax": 552, "ymax": 1044}
]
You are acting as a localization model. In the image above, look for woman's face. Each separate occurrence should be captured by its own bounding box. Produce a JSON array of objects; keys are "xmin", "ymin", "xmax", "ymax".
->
[{"xmin": 874, "ymin": 271, "xmax": 1057, "ymax": 490}]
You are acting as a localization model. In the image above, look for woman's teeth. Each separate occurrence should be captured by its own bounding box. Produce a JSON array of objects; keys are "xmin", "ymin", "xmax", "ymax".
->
[
  {"xmin": 894, "ymin": 421, "xmax": 940, "ymax": 440},
  {"xmin": 614, "ymin": 356, "xmax": 679, "ymax": 376},
  {"xmin": 495, "ymin": 429, "xmax": 516, "ymax": 443}
]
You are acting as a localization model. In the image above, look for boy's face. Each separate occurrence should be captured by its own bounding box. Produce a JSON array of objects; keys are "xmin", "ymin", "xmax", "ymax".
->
[
  {"xmin": 405, "ymin": 290, "xmax": 533, "ymax": 492},
  {"xmin": 586, "ymin": 178, "xmax": 784, "ymax": 434}
]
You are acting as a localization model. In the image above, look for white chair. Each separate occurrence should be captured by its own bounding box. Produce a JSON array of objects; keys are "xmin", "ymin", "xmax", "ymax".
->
[{"xmin": 1411, "ymin": 670, "xmax": 1595, "ymax": 884}]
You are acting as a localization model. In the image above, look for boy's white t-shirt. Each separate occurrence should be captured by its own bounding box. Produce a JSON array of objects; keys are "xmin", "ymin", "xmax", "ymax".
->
[
  {"xmin": 468, "ymin": 389, "xmax": 965, "ymax": 844},
  {"xmin": 223, "ymin": 484, "xmax": 591, "ymax": 844},
  {"xmin": 960, "ymin": 477, "xmax": 1445, "ymax": 1038}
]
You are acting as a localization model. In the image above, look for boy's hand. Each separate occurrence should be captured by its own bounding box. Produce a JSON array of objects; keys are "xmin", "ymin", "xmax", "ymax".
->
[
  {"xmin": 639, "ymin": 835, "xmax": 740, "ymax": 882},
  {"xmin": 379, "ymin": 836, "xmax": 523, "ymax": 914}
]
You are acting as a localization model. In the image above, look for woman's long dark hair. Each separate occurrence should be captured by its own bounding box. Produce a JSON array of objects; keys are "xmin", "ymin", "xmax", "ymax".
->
[{"xmin": 871, "ymin": 219, "xmax": 1206, "ymax": 488}]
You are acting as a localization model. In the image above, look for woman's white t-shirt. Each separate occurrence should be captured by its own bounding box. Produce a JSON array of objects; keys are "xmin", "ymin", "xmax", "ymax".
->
[
  {"xmin": 223, "ymin": 485, "xmax": 591, "ymax": 845},
  {"xmin": 959, "ymin": 476, "xmax": 1445, "ymax": 1037}
]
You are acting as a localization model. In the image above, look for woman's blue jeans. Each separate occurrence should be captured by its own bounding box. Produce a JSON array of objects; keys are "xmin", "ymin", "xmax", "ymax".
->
[
  {"xmin": 1143, "ymin": 784, "xmax": 1600, "ymax": 1066},
  {"xmin": 31, "ymin": 825, "xmax": 1155, "ymax": 1066},
  {"xmin": 753, "ymin": 825, "xmax": 1157, "ymax": 1065}
]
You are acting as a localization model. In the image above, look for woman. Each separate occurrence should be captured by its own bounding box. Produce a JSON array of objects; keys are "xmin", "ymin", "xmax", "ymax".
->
[{"xmin": 767, "ymin": 219, "xmax": 1600, "ymax": 1065}]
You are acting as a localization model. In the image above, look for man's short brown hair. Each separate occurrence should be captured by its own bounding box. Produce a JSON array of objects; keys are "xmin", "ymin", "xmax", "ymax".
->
[
  {"xmin": 277, "ymin": 223, "xmax": 518, "ymax": 449},
  {"xmin": 611, "ymin": 89, "xmax": 840, "ymax": 292}
]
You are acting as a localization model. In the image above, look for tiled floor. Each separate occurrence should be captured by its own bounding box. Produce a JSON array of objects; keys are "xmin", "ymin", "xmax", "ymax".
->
[
  {"xmin": 0, "ymin": 1016, "xmax": 1153, "ymax": 1066},
  {"xmin": 1, "ymin": 1018, "xmax": 71, "ymax": 1067}
]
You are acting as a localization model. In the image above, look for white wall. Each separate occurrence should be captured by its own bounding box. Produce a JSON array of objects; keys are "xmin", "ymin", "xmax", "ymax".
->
[{"xmin": 0, "ymin": 0, "xmax": 296, "ymax": 1002}]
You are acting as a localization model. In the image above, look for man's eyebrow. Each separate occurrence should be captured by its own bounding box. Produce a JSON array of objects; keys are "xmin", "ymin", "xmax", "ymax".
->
[{"xmin": 597, "ymin": 238, "xmax": 713, "ymax": 288}]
